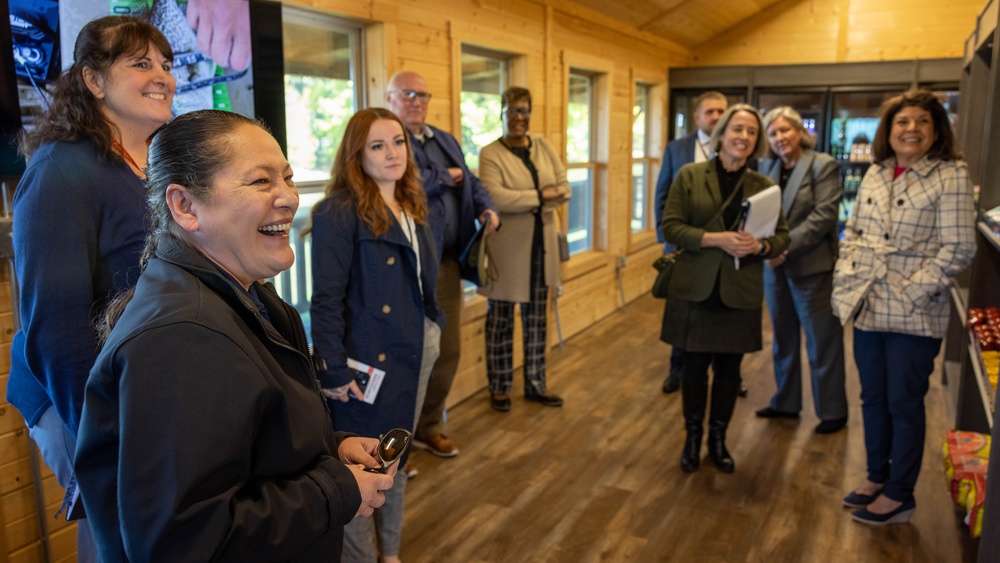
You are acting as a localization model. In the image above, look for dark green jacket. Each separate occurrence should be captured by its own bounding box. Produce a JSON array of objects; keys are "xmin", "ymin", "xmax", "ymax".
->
[{"xmin": 661, "ymin": 161, "xmax": 790, "ymax": 309}]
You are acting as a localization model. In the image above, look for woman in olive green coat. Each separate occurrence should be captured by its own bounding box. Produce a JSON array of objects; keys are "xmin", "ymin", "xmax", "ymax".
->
[{"xmin": 661, "ymin": 104, "xmax": 790, "ymax": 474}]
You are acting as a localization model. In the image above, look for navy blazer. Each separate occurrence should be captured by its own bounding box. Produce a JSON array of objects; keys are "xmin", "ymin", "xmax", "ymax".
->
[
  {"xmin": 654, "ymin": 132, "xmax": 698, "ymax": 242},
  {"xmin": 409, "ymin": 125, "xmax": 496, "ymax": 279},
  {"xmin": 309, "ymin": 195, "xmax": 443, "ymax": 452}
]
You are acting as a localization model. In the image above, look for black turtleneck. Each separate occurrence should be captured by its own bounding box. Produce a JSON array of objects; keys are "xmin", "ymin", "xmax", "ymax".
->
[{"xmin": 715, "ymin": 157, "xmax": 747, "ymax": 229}]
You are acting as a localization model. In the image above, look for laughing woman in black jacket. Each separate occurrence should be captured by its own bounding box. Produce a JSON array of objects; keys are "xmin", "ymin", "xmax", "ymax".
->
[{"xmin": 74, "ymin": 110, "xmax": 394, "ymax": 562}]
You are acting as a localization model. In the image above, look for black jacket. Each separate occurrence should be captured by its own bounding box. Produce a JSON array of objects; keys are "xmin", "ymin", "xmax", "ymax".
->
[{"xmin": 75, "ymin": 237, "xmax": 361, "ymax": 562}]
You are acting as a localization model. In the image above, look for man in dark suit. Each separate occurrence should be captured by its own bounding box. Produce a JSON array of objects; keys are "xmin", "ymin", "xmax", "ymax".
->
[
  {"xmin": 654, "ymin": 91, "xmax": 727, "ymax": 394},
  {"xmin": 386, "ymin": 71, "xmax": 499, "ymax": 459}
]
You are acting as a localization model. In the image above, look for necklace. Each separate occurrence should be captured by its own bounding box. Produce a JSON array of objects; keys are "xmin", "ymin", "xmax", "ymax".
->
[{"xmin": 111, "ymin": 137, "xmax": 142, "ymax": 174}]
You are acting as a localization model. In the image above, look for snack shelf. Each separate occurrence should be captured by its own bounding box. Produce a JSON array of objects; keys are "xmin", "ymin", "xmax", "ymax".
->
[
  {"xmin": 979, "ymin": 221, "xmax": 1000, "ymax": 254},
  {"xmin": 968, "ymin": 331, "xmax": 996, "ymax": 430},
  {"xmin": 951, "ymin": 280, "xmax": 969, "ymax": 328}
]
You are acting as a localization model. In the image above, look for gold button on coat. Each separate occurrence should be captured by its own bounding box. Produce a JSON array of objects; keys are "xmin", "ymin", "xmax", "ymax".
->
[
  {"xmin": 382, "ymin": 304, "xmax": 391, "ymax": 314},
  {"xmin": 387, "ymin": 256, "xmax": 395, "ymax": 265},
  {"xmin": 378, "ymin": 353, "xmax": 386, "ymax": 362}
]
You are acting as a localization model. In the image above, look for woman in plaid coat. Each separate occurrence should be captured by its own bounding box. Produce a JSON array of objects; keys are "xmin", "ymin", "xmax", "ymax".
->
[{"xmin": 832, "ymin": 90, "xmax": 976, "ymax": 525}]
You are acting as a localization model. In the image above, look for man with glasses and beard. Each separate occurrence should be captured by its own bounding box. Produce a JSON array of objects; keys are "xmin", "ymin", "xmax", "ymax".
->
[{"xmin": 385, "ymin": 71, "xmax": 499, "ymax": 463}]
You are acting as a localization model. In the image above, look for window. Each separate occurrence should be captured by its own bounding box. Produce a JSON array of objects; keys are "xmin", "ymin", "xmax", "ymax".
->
[
  {"xmin": 272, "ymin": 8, "xmax": 364, "ymax": 333},
  {"xmin": 460, "ymin": 46, "xmax": 510, "ymax": 171},
  {"xmin": 566, "ymin": 71, "xmax": 595, "ymax": 255},
  {"xmin": 282, "ymin": 10, "xmax": 362, "ymax": 183},
  {"xmin": 632, "ymin": 83, "xmax": 656, "ymax": 233}
]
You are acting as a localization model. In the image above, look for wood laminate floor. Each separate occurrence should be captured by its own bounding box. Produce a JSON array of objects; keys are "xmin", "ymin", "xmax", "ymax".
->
[{"xmin": 401, "ymin": 293, "xmax": 979, "ymax": 562}]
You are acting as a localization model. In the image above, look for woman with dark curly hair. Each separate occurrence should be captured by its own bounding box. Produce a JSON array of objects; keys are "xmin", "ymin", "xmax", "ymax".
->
[
  {"xmin": 7, "ymin": 16, "xmax": 175, "ymax": 561},
  {"xmin": 834, "ymin": 90, "xmax": 976, "ymax": 525},
  {"xmin": 309, "ymin": 108, "xmax": 443, "ymax": 563}
]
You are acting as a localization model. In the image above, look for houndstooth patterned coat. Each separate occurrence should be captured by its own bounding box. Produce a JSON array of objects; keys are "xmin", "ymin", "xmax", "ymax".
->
[{"xmin": 831, "ymin": 156, "xmax": 976, "ymax": 338}]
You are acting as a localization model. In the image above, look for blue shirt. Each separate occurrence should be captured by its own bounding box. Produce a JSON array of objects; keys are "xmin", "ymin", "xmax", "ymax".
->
[{"xmin": 7, "ymin": 139, "xmax": 148, "ymax": 434}]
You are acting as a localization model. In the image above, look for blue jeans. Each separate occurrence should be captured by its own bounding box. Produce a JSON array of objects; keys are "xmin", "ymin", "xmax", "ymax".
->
[
  {"xmin": 27, "ymin": 406, "xmax": 97, "ymax": 563},
  {"xmin": 853, "ymin": 328, "xmax": 941, "ymax": 502}
]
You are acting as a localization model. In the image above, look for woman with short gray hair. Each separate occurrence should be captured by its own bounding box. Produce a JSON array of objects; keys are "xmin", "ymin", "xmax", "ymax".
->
[{"xmin": 755, "ymin": 106, "xmax": 848, "ymax": 435}]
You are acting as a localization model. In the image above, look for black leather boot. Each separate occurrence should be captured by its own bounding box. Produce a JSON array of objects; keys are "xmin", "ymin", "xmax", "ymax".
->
[
  {"xmin": 680, "ymin": 426, "xmax": 702, "ymax": 472},
  {"xmin": 707, "ymin": 420, "xmax": 734, "ymax": 473},
  {"xmin": 680, "ymin": 366, "xmax": 707, "ymax": 473}
]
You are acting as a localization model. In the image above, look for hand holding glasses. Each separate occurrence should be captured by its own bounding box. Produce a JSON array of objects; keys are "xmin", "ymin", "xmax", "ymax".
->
[{"xmin": 364, "ymin": 428, "xmax": 412, "ymax": 473}]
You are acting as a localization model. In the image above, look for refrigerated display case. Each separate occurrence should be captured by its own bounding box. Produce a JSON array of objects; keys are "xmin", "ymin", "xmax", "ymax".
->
[
  {"xmin": 756, "ymin": 89, "xmax": 826, "ymax": 148},
  {"xmin": 668, "ymin": 61, "xmax": 961, "ymax": 231},
  {"xmin": 827, "ymin": 89, "xmax": 902, "ymax": 228}
]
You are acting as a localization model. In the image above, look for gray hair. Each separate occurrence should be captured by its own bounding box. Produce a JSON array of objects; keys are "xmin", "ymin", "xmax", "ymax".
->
[
  {"xmin": 709, "ymin": 104, "xmax": 768, "ymax": 160},
  {"xmin": 762, "ymin": 106, "xmax": 816, "ymax": 158}
]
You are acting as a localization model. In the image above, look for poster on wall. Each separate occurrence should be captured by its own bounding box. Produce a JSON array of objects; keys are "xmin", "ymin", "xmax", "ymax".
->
[{"xmin": 8, "ymin": 0, "xmax": 255, "ymax": 130}]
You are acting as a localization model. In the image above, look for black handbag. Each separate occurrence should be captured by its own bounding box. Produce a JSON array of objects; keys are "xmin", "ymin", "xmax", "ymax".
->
[
  {"xmin": 651, "ymin": 249, "xmax": 682, "ymax": 298},
  {"xmin": 651, "ymin": 175, "xmax": 747, "ymax": 299}
]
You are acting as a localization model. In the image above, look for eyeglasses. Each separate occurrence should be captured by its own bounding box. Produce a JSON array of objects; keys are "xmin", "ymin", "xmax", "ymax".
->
[
  {"xmin": 391, "ymin": 89, "xmax": 432, "ymax": 103},
  {"xmin": 503, "ymin": 107, "xmax": 531, "ymax": 118}
]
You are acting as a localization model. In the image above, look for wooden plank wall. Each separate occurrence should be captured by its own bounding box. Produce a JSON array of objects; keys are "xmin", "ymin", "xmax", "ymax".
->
[
  {"xmin": 0, "ymin": 262, "xmax": 77, "ymax": 563},
  {"xmin": 692, "ymin": 0, "xmax": 984, "ymax": 66},
  {"xmin": 293, "ymin": 0, "xmax": 691, "ymax": 406},
  {"xmin": 0, "ymin": 0, "xmax": 986, "ymax": 561}
]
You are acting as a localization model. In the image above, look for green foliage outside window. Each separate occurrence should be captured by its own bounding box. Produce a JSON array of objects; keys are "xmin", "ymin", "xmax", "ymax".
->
[
  {"xmin": 285, "ymin": 75, "xmax": 355, "ymax": 182},
  {"xmin": 461, "ymin": 92, "xmax": 503, "ymax": 170},
  {"xmin": 566, "ymin": 102, "xmax": 591, "ymax": 164}
]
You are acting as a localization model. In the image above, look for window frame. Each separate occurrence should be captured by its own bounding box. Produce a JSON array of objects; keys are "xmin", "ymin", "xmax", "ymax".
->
[
  {"xmin": 457, "ymin": 44, "xmax": 514, "ymax": 173},
  {"xmin": 628, "ymin": 69, "xmax": 666, "ymax": 253},
  {"xmin": 561, "ymin": 51, "xmax": 612, "ymax": 280},
  {"xmin": 448, "ymin": 37, "xmax": 528, "ymax": 300},
  {"xmin": 271, "ymin": 6, "xmax": 366, "ymax": 327}
]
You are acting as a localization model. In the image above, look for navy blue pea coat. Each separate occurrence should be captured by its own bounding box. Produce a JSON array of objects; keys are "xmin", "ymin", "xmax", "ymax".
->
[{"xmin": 310, "ymin": 195, "xmax": 443, "ymax": 451}]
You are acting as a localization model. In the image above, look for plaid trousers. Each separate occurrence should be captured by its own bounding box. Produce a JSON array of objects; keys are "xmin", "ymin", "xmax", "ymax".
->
[{"xmin": 485, "ymin": 240, "xmax": 548, "ymax": 396}]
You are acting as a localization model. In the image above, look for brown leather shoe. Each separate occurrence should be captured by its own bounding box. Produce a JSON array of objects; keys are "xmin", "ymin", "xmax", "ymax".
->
[{"xmin": 413, "ymin": 433, "xmax": 459, "ymax": 457}]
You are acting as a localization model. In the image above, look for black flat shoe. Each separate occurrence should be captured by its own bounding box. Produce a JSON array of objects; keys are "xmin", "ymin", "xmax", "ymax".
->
[
  {"xmin": 490, "ymin": 393, "xmax": 511, "ymax": 412},
  {"xmin": 843, "ymin": 489, "xmax": 883, "ymax": 508},
  {"xmin": 815, "ymin": 417, "xmax": 848, "ymax": 434},
  {"xmin": 755, "ymin": 407, "xmax": 799, "ymax": 419},
  {"xmin": 525, "ymin": 392, "xmax": 563, "ymax": 407},
  {"xmin": 851, "ymin": 497, "xmax": 916, "ymax": 525}
]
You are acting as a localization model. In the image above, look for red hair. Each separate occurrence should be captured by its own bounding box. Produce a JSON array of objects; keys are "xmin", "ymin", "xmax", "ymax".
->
[{"xmin": 324, "ymin": 108, "xmax": 427, "ymax": 236}]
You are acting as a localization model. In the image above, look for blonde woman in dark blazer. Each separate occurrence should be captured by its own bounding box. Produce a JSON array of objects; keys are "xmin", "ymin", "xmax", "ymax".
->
[
  {"xmin": 661, "ymin": 104, "xmax": 790, "ymax": 474},
  {"xmin": 478, "ymin": 87, "xmax": 571, "ymax": 412},
  {"xmin": 756, "ymin": 107, "xmax": 848, "ymax": 434}
]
